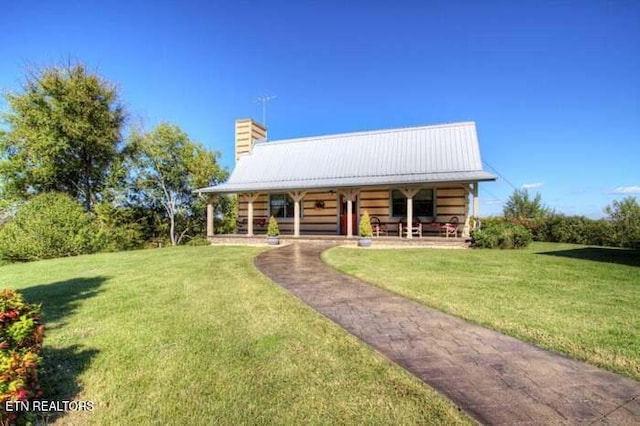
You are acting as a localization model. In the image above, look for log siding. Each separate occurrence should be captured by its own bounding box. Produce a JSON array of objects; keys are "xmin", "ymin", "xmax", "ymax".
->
[{"xmin": 237, "ymin": 184, "xmax": 471, "ymax": 235}]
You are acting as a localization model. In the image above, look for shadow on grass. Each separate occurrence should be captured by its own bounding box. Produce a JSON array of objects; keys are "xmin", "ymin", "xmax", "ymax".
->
[
  {"xmin": 14, "ymin": 277, "xmax": 106, "ymax": 422},
  {"xmin": 36, "ymin": 345, "xmax": 100, "ymax": 423},
  {"xmin": 19, "ymin": 276, "xmax": 107, "ymax": 330},
  {"xmin": 537, "ymin": 247, "xmax": 640, "ymax": 267}
]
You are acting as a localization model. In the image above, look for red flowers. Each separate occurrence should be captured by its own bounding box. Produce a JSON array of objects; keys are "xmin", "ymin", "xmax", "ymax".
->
[{"xmin": 1, "ymin": 289, "xmax": 44, "ymax": 424}]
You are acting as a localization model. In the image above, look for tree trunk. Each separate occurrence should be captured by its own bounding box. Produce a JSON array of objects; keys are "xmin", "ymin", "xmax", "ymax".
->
[
  {"xmin": 80, "ymin": 144, "xmax": 92, "ymax": 211},
  {"xmin": 169, "ymin": 211, "xmax": 176, "ymax": 246},
  {"xmin": 84, "ymin": 176, "xmax": 92, "ymax": 212}
]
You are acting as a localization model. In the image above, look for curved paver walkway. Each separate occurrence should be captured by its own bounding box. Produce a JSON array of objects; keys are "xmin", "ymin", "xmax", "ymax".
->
[{"xmin": 255, "ymin": 242, "xmax": 640, "ymax": 425}]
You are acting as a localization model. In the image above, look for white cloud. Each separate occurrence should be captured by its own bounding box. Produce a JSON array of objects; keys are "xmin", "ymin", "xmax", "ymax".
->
[
  {"xmin": 522, "ymin": 182, "xmax": 543, "ymax": 189},
  {"xmin": 480, "ymin": 199, "xmax": 502, "ymax": 206},
  {"xmin": 611, "ymin": 186, "xmax": 640, "ymax": 194}
]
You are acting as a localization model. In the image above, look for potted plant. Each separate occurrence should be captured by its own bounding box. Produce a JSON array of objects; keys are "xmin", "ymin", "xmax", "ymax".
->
[
  {"xmin": 358, "ymin": 210, "xmax": 373, "ymax": 247},
  {"xmin": 266, "ymin": 215, "xmax": 280, "ymax": 245}
]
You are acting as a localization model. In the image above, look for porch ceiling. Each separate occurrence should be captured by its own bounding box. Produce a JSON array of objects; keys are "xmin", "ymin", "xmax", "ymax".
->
[{"xmin": 196, "ymin": 170, "xmax": 496, "ymax": 194}]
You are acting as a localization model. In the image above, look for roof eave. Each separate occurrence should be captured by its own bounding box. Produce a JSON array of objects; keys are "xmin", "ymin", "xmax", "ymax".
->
[{"xmin": 195, "ymin": 173, "xmax": 497, "ymax": 195}]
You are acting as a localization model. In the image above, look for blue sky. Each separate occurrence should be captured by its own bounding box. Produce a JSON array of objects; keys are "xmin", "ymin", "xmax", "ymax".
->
[{"xmin": 1, "ymin": 1, "xmax": 639, "ymax": 217}]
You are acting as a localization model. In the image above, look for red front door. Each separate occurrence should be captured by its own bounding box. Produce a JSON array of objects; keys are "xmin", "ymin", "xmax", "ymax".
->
[{"xmin": 339, "ymin": 196, "xmax": 358, "ymax": 235}]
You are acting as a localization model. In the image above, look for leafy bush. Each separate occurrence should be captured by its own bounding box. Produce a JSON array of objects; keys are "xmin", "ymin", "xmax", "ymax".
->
[
  {"xmin": 0, "ymin": 192, "xmax": 103, "ymax": 261},
  {"xmin": 533, "ymin": 214, "xmax": 615, "ymax": 247},
  {"xmin": 470, "ymin": 228, "xmax": 498, "ymax": 248},
  {"xmin": 503, "ymin": 189, "xmax": 550, "ymax": 220},
  {"xmin": 548, "ymin": 215, "xmax": 588, "ymax": 244},
  {"xmin": 583, "ymin": 219, "xmax": 614, "ymax": 247},
  {"xmin": 185, "ymin": 236, "xmax": 210, "ymax": 246},
  {"xmin": 267, "ymin": 216, "xmax": 280, "ymax": 237},
  {"xmin": 213, "ymin": 195, "xmax": 237, "ymax": 235},
  {"xmin": 472, "ymin": 222, "xmax": 532, "ymax": 249},
  {"xmin": 606, "ymin": 197, "xmax": 640, "ymax": 248},
  {"xmin": 509, "ymin": 217, "xmax": 545, "ymax": 240},
  {"xmin": 0, "ymin": 289, "xmax": 44, "ymax": 425},
  {"xmin": 359, "ymin": 211, "xmax": 373, "ymax": 237},
  {"xmin": 477, "ymin": 216, "xmax": 507, "ymax": 230},
  {"xmin": 481, "ymin": 198, "xmax": 639, "ymax": 248},
  {"xmin": 93, "ymin": 202, "xmax": 145, "ymax": 251}
]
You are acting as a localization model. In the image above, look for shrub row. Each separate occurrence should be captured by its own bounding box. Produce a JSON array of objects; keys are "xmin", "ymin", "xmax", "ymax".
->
[
  {"xmin": 533, "ymin": 215, "xmax": 614, "ymax": 246},
  {"xmin": 0, "ymin": 289, "xmax": 44, "ymax": 425},
  {"xmin": 479, "ymin": 214, "xmax": 634, "ymax": 248},
  {"xmin": 471, "ymin": 222, "xmax": 532, "ymax": 249}
]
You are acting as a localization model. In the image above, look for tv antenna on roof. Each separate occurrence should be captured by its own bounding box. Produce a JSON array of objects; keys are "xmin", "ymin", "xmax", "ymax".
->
[{"xmin": 256, "ymin": 95, "xmax": 277, "ymax": 127}]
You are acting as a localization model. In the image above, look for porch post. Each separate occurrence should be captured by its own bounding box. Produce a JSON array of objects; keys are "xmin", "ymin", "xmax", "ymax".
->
[
  {"xmin": 206, "ymin": 196, "xmax": 215, "ymax": 237},
  {"xmin": 407, "ymin": 197, "xmax": 414, "ymax": 238},
  {"xmin": 242, "ymin": 193, "xmax": 260, "ymax": 236},
  {"xmin": 342, "ymin": 189, "xmax": 359, "ymax": 238},
  {"xmin": 400, "ymin": 188, "xmax": 420, "ymax": 239},
  {"xmin": 288, "ymin": 191, "xmax": 306, "ymax": 237},
  {"xmin": 347, "ymin": 199, "xmax": 353, "ymax": 237},
  {"xmin": 247, "ymin": 199, "xmax": 254, "ymax": 236},
  {"xmin": 472, "ymin": 182, "xmax": 479, "ymax": 220},
  {"xmin": 335, "ymin": 192, "xmax": 340, "ymax": 235},
  {"xmin": 462, "ymin": 183, "xmax": 479, "ymax": 238}
]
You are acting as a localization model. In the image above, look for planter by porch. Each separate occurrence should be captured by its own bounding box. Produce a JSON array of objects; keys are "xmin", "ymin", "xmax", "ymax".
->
[
  {"xmin": 358, "ymin": 210, "xmax": 374, "ymax": 247},
  {"xmin": 358, "ymin": 237, "xmax": 372, "ymax": 247},
  {"xmin": 266, "ymin": 216, "xmax": 280, "ymax": 245}
]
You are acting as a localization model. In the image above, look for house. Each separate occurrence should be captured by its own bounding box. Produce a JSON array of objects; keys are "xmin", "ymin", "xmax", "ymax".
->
[{"xmin": 196, "ymin": 119, "xmax": 496, "ymax": 238}]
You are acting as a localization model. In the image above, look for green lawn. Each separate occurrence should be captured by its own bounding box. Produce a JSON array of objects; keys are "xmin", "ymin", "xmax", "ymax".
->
[
  {"xmin": 323, "ymin": 242, "xmax": 640, "ymax": 380},
  {"xmin": 1, "ymin": 246, "xmax": 469, "ymax": 425}
]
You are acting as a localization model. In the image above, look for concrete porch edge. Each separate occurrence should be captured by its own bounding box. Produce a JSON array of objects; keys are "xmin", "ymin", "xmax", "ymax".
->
[{"xmin": 208, "ymin": 234, "xmax": 470, "ymax": 248}]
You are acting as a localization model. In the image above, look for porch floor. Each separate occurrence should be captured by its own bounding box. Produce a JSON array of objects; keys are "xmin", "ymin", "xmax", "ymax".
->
[{"xmin": 208, "ymin": 234, "xmax": 470, "ymax": 248}]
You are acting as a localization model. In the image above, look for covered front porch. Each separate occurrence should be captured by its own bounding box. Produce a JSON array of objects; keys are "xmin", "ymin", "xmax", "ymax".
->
[{"xmin": 203, "ymin": 183, "xmax": 482, "ymax": 240}]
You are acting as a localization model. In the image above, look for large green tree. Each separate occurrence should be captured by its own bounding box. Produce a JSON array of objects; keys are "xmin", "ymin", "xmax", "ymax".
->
[
  {"xmin": 605, "ymin": 196, "xmax": 640, "ymax": 248},
  {"xmin": 0, "ymin": 63, "xmax": 126, "ymax": 210},
  {"xmin": 129, "ymin": 123, "xmax": 227, "ymax": 246},
  {"xmin": 503, "ymin": 189, "xmax": 550, "ymax": 220}
]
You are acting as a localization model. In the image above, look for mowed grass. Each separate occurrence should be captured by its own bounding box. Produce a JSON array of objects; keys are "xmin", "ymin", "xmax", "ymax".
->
[
  {"xmin": 324, "ymin": 243, "xmax": 640, "ymax": 380},
  {"xmin": 1, "ymin": 246, "xmax": 469, "ymax": 425}
]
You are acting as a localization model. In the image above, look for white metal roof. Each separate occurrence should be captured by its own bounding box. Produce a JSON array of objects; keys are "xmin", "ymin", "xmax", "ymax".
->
[{"xmin": 197, "ymin": 121, "xmax": 496, "ymax": 193}]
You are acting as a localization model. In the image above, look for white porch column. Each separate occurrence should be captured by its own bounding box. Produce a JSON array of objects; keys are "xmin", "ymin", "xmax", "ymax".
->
[
  {"xmin": 342, "ymin": 189, "xmax": 359, "ymax": 238},
  {"xmin": 347, "ymin": 199, "xmax": 353, "ymax": 237},
  {"xmin": 248, "ymin": 200, "xmax": 254, "ymax": 236},
  {"xmin": 241, "ymin": 193, "xmax": 260, "ymax": 236},
  {"xmin": 288, "ymin": 191, "xmax": 306, "ymax": 237},
  {"xmin": 206, "ymin": 197, "xmax": 215, "ymax": 237},
  {"xmin": 400, "ymin": 188, "xmax": 420, "ymax": 239},
  {"xmin": 463, "ymin": 183, "xmax": 479, "ymax": 238},
  {"xmin": 472, "ymin": 182, "xmax": 479, "ymax": 220}
]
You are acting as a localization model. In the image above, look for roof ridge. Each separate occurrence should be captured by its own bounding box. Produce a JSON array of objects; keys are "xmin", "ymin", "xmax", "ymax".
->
[{"xmin": 258, "ymin": 121, "xmax": 476, "ymax": 147}]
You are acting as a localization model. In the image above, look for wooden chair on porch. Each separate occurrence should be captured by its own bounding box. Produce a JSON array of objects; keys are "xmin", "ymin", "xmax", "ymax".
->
[
  {"xmin": 440, "ymin": 216, "xmax": 461, "ymax": 238},
  {"xmin": 370, "ymin": 216, "xmax": 388, "ymax": 237},
  {"xmin": 399, "ymin": 218, "xmax": 422, "ymax": 238}
]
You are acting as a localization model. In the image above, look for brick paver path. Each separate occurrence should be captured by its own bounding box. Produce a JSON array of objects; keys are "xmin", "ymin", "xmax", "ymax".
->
[{"xmin": 255, "ymin": 242, "xmax": 640, "ymax": 425}]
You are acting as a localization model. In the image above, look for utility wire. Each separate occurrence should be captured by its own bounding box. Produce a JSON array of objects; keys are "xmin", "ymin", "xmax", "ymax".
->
[
  {"xmin": 483, "ymin": 188, "xmax": 503, "ymax": 203},
  {"xmin": 483, "ymin": 160, "xmax": 517, "ymax": 190}
]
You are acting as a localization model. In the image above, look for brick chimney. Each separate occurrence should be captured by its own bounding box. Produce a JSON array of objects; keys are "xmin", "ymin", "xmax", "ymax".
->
[{"xmin": 235, "ymin": 118, "xmax": 267, "ymax": 163}]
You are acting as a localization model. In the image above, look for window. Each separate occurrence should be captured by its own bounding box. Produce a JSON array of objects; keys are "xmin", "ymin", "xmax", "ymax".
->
[
  {"xmin": 390, "ymin": 189, "xmax": 434, "ymax": 218},
  {"xmin": 269, "ymin": 193, "xmax": 299, "ymax": 218}
]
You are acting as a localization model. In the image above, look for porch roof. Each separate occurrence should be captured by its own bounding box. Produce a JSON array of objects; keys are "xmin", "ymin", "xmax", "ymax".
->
[{"xmin": 197, "ymin": 121, "xmax": 496, "ymax": 194}]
